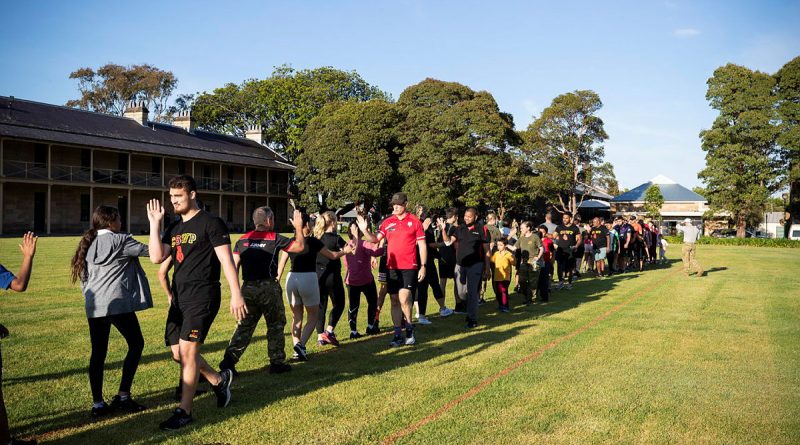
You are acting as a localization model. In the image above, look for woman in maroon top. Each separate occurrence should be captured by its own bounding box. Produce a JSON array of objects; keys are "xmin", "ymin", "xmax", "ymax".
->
[{"xmin": 344, "ymin": 222, "xmax": 385, "ymax": 337}]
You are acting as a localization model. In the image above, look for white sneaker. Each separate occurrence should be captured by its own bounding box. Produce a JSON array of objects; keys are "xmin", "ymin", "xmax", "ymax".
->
[
  {"xmin": 417, "ymin": 315, "xmax": 432, "ymax": 325},
  {"xmin": 404, "ymin": 333, "xmax": 416, "ymax": 345},
  {"xmin": 439, "ymin": 307, "xmax": 454, "ymax": 317}
]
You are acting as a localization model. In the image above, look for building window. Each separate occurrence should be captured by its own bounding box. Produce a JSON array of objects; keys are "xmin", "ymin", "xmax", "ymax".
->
[
  {"xmin": 81, "ymin": 149, "xmax": 91, "ymax": 168},
  {"xmin": 34, "ymin": 143, "xmax": 47, "ymax": 165},
  {"xmin": 152, "ymin": 157, "xmax": 161, "ymax": 174},
  {"xmin": 177, "ymin": 160, "xmax": 186, "ymax": 174},
  {"xmin": 80, "ymin": 194, "xmax": 90, "ymax": 222},
  {"xmin": 227, "ymin": 200, "xmax": 234, "ymax": 223}
]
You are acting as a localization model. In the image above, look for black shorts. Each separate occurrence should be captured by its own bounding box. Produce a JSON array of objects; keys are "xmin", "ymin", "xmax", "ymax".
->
[
  {"xmin": 386, "ymin": 269, "xmax": 418, "ymax": 294},
  {"xmin": 555, "ymin": 250, "xmax": 575, "ymax": 272},
  {"xmin": 438, "ymin": 259, "xmax": 455, "ymax": 279},
  {"xmin": 165, "ymin": 286, "xmax": 221, "ymax": 346}
]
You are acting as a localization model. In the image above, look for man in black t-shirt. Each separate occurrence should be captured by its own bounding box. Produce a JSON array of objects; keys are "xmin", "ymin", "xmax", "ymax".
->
[
  {"xmin": 147, "ymin": 175, "xmax": 247, "ymax": 431},
  {"xmin": 590, "ymin": 217, "xmax": 610, "ymax": 277},
  {"xmin": 439, "ymin": 208, "xmax": 491, "ymax": 328},
  {"xmin": 554, "ymin": 213, "xmax": 581, "ymax": 290},
  {"xmin": 219, "ymin": 207, "xmax": 305, "ymax": 376}
]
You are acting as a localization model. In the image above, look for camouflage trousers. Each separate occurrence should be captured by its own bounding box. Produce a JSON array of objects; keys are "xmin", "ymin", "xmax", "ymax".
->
[
  {"xmin": 224, "ymin": 279, "xmax": 286, "ymax": 365},
  {"xmin": 518, "ymin": 263, "xmax": 540, "ymax": 303}
]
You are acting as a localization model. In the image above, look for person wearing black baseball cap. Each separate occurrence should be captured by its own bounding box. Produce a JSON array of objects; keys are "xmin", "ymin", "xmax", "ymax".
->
[{"xmin": 358, "ymin": 193, "xmax": 427, "ymax": 346}]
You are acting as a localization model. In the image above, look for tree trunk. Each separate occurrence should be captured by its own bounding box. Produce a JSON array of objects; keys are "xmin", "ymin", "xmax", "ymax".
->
[{"xmin": 736, "ymin": 213, "xmax": 747, "ymax": 238}]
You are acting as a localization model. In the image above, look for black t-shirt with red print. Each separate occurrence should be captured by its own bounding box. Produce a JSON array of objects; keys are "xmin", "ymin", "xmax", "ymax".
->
[
  {"xmin": 233, "ymin": 230, "xmax": 294, "ymax": 281},
  {"xmin": 161, "ymin": 210, "xmax": 230, "ymax": 299}
]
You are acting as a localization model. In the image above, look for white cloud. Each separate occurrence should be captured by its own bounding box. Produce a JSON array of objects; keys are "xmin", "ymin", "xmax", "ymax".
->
[{"xmin": 673, "ymin": 28, "xmax": 700, "ymax": 38}]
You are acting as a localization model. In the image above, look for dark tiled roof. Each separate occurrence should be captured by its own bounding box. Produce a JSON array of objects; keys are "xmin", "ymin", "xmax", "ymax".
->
[
  {"xmin": 611, "ymin": 181, "xmax": 705, "ymax": 202},
  {"xmin": 0, "ymin": 96, "xmax": 293, "ymax": 170}
]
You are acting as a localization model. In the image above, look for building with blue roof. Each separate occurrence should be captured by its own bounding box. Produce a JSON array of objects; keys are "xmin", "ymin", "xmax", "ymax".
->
[{"xmin": 611, "ymin": 175, "xmax": 709, "ymax": 232}]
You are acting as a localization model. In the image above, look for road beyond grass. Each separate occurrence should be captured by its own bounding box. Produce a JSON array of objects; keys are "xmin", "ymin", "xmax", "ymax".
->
[{"xmin": 0, "ymin": 236, "xmax": 798, "ymax": 444}]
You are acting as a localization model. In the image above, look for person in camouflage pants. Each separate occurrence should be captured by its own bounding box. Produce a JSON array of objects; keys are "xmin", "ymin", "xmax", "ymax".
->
[
  {"xmin": 219, "ymin": 206, "xmax": 306, "ymax": 376},
  {"xmin": 222, "ymin": 279, "xmax": 287, "ymax": 369}
]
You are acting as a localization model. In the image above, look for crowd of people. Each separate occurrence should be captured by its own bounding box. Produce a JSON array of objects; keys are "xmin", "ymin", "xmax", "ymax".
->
[{"xmin": 0, "ymin": 175, "xmax": 706, "ymax": 441}]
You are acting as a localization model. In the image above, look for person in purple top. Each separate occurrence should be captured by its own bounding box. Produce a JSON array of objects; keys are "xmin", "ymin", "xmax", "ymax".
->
[
  {"xmin": 0, "ymin": 231, "xmax": 38, "ymax": 445},
  {"xmin": 344, "ymin": 221, "xmax": 385, "ymax": 337}
]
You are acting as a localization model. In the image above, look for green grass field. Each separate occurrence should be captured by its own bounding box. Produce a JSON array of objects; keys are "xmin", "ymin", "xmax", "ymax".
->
[{"xmin": 0, "ymin": 236, "xmax": 798, "ymax": 444}]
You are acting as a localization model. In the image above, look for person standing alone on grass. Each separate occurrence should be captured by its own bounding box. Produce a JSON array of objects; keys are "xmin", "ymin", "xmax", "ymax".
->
[
  {"xmin": 71, "ymin": 206, "xmax": 151, "ymax": 419},
  {"xmin": 439, "ymin": 208, "xmax": 491, "ymax": 328},
  {"xmin": 554, "ymin": 214, "xmax": 581, "ymax": 290},
  {"xmin": 147, "ymin": 175, "xmax": 246, "ymax": 431},
  {"xmin": 218, "ymin": 207, "xmax": 306, "ymax": 376},
  {"xmin": 677, "ymin": 218, "xmax": 704, "ymax": 276},
  {"xmin": 358, "ymin": 193, "xmax": 427, "ymax": 346},
  {"xmin": 0, "ymin": 232, "xmax": 37, "ymax": 445}
]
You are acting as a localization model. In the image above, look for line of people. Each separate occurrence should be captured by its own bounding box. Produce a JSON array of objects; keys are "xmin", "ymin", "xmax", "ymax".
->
[{"xmin": 0, "ymin": 176, "xmax": 703, "ymax": 440}]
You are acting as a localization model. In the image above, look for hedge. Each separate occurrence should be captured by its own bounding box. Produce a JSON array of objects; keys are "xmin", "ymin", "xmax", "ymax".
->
[{"xmin": 663, "ymin": 235, "xmax": 800, "ymax": 248}]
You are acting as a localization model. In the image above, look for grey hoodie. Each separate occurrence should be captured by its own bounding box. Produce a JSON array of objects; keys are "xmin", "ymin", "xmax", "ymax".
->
[{"xmin": 82, "ymin": 231, "xmax": 153, "ymax": 318}]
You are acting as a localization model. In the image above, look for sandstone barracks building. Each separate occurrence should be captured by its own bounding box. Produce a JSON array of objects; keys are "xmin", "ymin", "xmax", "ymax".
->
[{"xmin": 0, "ymin": 96, "xmax": 294, "ymax": 235}]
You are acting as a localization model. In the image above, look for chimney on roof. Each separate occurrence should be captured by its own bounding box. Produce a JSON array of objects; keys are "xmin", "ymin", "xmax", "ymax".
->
[
  {"xmin": 123, "ymin": 100, "xmax": 149, "ymax": 126},
  {"xmin": 245, "ymin": 124, "xmax": 263, "ymax": 145},
  {"xmin": 173, "ymin": 109, "xmax": 196, "ymax": 133}
]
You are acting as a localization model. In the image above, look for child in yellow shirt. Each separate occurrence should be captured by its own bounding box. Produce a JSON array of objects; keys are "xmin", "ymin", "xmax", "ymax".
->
[{"xmin": 491, "ymin": 238, "xmax": 514, "ymax": 312}]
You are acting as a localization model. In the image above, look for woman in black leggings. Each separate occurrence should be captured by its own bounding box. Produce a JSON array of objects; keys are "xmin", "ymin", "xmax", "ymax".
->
[
  {"xmin": 314, "ymin": 211, "xmax": 347, "ymax": 346},
  {"xmin": 70, "ymin": 205, "xmax": 152, "ymax": 418}
]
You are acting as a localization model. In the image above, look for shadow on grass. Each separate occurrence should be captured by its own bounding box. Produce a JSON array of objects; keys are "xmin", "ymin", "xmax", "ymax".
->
[
  {"xmin": 30, "ymin": 264, "xmax": 652, "ymax": 444},
  {"xmin": 4, "ymin": 335, "xmax": 267, "ymax": 386}
]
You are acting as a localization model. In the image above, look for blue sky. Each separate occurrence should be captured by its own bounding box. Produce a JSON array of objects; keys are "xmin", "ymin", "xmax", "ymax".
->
[{"xmin": 2, "ymin": 0, "xmax": 798, "ymax": 191}]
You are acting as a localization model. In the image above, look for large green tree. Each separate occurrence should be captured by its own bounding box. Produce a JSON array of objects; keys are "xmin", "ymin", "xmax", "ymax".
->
[
  {"xmin": 295, "ymin": 100, "xmax": 403, "ymax": 212},
  {"xmin": 523, "ymin": 90, "xmax": 609, "ymax": 216},
  {"xmin": 699, "ymin": 64, "xmax": 783, "ymax": 238},
  {"xmin": 192, "ymin": 65, "xmax": 389, "ymax": 161},
  {"xmin": 396, "ymin": 79, "xmax": 518, "ymax": 209},
  {"xmin": 66, "ymin": 63, "xmax": 177, "ymax": 120},
  {"xmin": 775, "ymin": 56, "xmax": 800, "ymax": 233}
]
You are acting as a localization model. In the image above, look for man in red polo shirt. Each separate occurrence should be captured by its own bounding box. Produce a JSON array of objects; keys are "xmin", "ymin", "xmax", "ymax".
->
[{"xmin": 358, "ymin": 193, "xmax": 427, "ymax": 346}]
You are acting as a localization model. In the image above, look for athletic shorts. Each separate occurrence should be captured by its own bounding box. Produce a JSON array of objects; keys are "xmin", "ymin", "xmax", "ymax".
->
[
  {"xmin": 164, "ymin": 287, "xmax": 221, "ymax": 346},
  {"xmin": 386, "ymin": 269, "xmax": 418, "ymax": 294},
  {"xmin": 438, "ymin": 259, "xmax": 455, "ymax": 279},
  {"xmin": 377, "ymin": 256, "xmax": 388, "ymax": 283},
  {"xmin": 594, "ymin": 247, "xmax": 607, "ymax": 261},
  {"xmin": 286, "ymin": 271, "xmax": 321, "ymax": 307}
]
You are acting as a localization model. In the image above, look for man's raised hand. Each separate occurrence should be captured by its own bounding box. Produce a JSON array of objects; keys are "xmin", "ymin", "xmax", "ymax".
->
[
  {"xmin": 147, "ymin": 199, "xmax": 165, "ymax": 224},
  {"xmin": 19, "ymin": 231, "xmax": 37, "ymax": 258},
  {"xmin": 356, "ymin": 214, "xmax": 370, "ymax": 233}
]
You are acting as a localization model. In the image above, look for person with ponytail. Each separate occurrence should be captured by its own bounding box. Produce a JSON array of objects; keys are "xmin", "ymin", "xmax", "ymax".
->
[
  {"xmin": 313, "ymin": 211, "xmax": 349, "ymax": 346},
  {"xmin": 71, "ymin": 205, "xmax": 152, "ymax": 418}
]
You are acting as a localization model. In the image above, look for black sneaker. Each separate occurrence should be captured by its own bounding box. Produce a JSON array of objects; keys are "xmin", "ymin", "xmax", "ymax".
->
[
  {"xmin": 218, "ymin": 357, "xmax": 240, "ymax": 377},
  {"xmin": 465, "ymin": 319, "xmax": 478, "ymax": 329},
  {"xmin": 159, "ymin": 408, "xmax": 193, "ymax": 431},
  {"xmin": 365, "ymin": 325, "xmax": 380, "ymax": 335},
  {"xmin": 293, "ymin": 343, "xmax": 308, "ymax": 361},
  {"xmin": 91, "ymin": 401, "xmax": 113, "ymax": 419},
  {"xmin": 268, "ymin": 363, "xmax": 292, "ymax": 374},
  {"xmin": 389, "ymin": 335, "xmax": 405, "ymax": 347},
  {"xmin": 109, "ymin": 395, "xmax": 146, "ymax": 413},
  {"xmin": 212, "ymin": 369, "xmax": 233, "ymax": 408},
  {"xmin": 349, "ymin": 331, "xmax": 363, "ymax": 339},
  {"xmin": 9, "ymin": 437, "xmax": 37, "ymax": 445}
]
